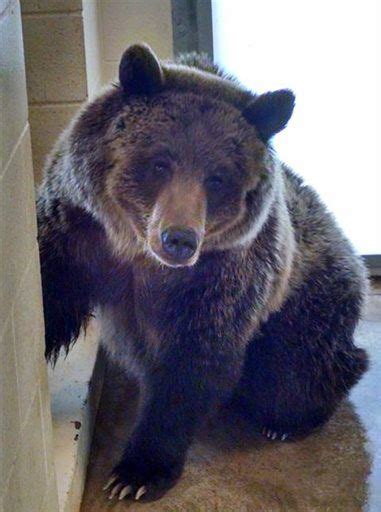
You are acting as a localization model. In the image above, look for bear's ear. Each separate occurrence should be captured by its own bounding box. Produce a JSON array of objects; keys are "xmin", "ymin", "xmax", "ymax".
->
[
  {"xmin": 119, "ymin": 43, "xmax": 164, "ymax": 97},
  {"xmin": 243, "ymin": 89, "xmax": 295, "ymax": 142}
]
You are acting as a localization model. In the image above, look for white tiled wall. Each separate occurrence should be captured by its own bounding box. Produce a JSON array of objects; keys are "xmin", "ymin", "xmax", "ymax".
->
[{"xmin": 0, "ymin": 1, "xmax": 59, "ymax": 511}]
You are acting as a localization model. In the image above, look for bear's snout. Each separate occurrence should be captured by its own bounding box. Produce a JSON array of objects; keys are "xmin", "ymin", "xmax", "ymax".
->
[{"xmin": 161, "ymin": 226, "xmax": 198, "ymax": 261}]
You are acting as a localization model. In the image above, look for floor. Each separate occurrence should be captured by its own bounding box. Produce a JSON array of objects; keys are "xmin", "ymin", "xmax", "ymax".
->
[{"xmin": 80, "ymin": 280, "xmax": 381, "ymax": 512}]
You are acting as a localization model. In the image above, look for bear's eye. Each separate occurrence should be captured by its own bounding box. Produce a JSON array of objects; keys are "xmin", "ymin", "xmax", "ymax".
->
[
  {"xmin": 152, "ymin": 160, "xmax": 171, "ymax": 175},
  {"xmin": 116, "ymin": 118, "xmax": 126, "ymax": 130},
  {"xmin": 204, "ymin": 175, "xmax": 225, "ymax": 192}
]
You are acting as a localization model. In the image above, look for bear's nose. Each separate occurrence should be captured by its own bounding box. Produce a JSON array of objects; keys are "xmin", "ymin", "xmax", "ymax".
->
[{"xmin": 161, "ymin": 227, "xmax": 198, "ymax": 261}]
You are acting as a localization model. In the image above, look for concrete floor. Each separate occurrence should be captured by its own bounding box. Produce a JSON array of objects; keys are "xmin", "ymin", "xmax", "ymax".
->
[{"xmin": 80, "ymin": 280, "xmax": 381, "ymax": 512}]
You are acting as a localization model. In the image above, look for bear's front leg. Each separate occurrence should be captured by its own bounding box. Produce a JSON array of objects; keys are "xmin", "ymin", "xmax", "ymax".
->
[{"xmin": 105, "ymin": 333, "xmax": 244, "ymax": 502}]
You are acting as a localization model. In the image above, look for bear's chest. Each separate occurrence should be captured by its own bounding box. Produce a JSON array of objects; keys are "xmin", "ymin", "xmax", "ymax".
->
[
  {"xmin": 131, "ymin": 263, "xmax": 196, "ymax": 331},
  {"xmin": 100, "ymin": 263, "xmax": 200, "ymax": 367}
]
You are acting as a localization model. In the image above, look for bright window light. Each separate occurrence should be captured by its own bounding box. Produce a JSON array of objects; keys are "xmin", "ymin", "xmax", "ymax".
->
[{"xmin": 212, "ymin": 0, "xmax": 381, "ymax": 255}]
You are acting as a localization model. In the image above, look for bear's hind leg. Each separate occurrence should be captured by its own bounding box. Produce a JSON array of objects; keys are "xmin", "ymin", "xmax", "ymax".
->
[
  {"xmin": 234, "ymin": 333, "xmax": 368, "ymax": 440},
  {"xmin": 232, "ymin": 269, "xmax": 368, "ymax": 440}
]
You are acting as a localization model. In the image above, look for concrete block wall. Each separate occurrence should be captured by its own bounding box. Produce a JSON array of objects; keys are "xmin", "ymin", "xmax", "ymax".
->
[
  {"xmin": 0, "ymin": 1, "xmax": 59, "ymax": 511},
  {"xmin": 96, "ymin": 0, "xmax": 174, "ymax": 84},
  {"xmin": 21, "ymin": 0, "xmax": 88, "ymax": 183}
]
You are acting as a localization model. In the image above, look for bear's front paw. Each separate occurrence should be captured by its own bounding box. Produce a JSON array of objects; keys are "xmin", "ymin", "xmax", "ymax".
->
[{"xmin": 104, "ymin": 450, "xmax": 183, "ymax": 502}]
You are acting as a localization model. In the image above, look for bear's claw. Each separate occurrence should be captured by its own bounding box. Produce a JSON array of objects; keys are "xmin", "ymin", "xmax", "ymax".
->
[
  {"xmin": 108, "ymin": 482, "xmax": 123, "ymax": 500},
  {"xmin": 102, "ymin": 475, "xmax": 117, "ymax": 491},
  {"xmin": 104, "ymin": 477, "xmax": 151, "ymax": 502},
  {"xmin": 118, "ymin": 485, "xmax": 132, "ymax": 500},
  {"xmin": 135, "ymin": 486, "xmax": 147, "ymax": 500},
  {"xmin": 262, "ymin": 427, "xmax": 289, "ymax": 441}
]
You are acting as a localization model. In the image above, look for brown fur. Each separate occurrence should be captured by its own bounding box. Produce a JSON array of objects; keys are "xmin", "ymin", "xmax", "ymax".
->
[{"xmin": 37, "ymin": 44, "xmax": 368, "ymax": 501}]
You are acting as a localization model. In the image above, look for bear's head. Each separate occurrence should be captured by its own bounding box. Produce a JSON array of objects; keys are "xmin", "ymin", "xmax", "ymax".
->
[{"xmin": 69, "ymin": 44, "xmax": 294, "ymax": 267}]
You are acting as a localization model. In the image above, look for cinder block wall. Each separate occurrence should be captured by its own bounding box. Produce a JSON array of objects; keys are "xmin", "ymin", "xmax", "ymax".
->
[
  {"xmin": 0, "ymin": 1, "xmax": 59, "ymax": 511},
  {"xmin": 96, "ymin": 0, "xmax": 173, "ymax": 84},
  {"xmin": 21, "ymin": 0, "xmax": 88, "ymax": 183}
]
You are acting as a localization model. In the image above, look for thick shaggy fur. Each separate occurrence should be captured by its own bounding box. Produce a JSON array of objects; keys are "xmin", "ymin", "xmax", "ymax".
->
[{"xmin": 37, "ymin": 45, "xmax": 368, "ymax": 501}]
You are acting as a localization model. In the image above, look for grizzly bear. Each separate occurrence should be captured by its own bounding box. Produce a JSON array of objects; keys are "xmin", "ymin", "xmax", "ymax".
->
[{"xmin": 37, "ymin": 44, "xmax": 368, "ymax": 501}]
